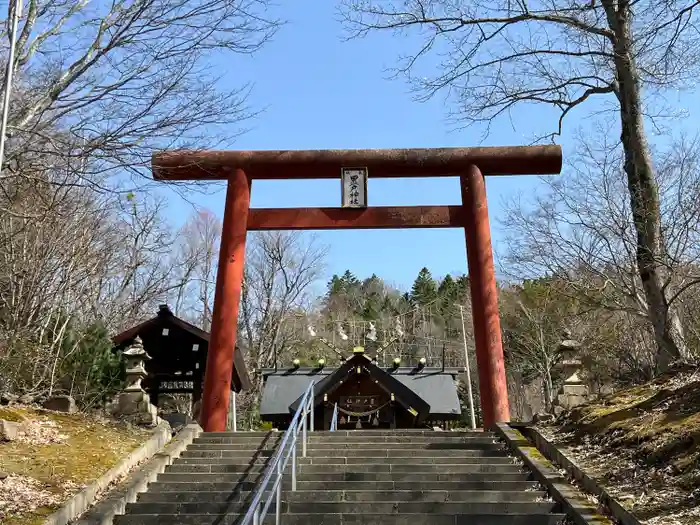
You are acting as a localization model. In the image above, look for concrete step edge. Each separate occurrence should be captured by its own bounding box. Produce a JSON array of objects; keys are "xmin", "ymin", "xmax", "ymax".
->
[{"xmin": 125, "ymin": 502, "xmax": 558, "ymax": 511}]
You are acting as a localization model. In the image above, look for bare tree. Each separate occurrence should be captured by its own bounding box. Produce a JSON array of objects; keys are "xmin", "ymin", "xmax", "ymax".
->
[
  {"xmin": 500, "ymin": 279, "xmax": 581, "ymax": 412},
  {"xmin": 1, "ymin": 0, "xmax": 280, "ymax": 192},
  {"xmin": 502, "ymin": 129, "xmax": 700, "ymax": 365},
  {"xmin": 0, "ymin": 178, "xmax": 193, "ymax": 396},
  {"xmin": 239, "ymin": 231, "xmax": 327, "ymax": 392},
  {"xmin": 341, "ymin": 0, "xmax": 700, "ymax": 370},
  {"xmin": 170, "ymin": 209, "xmax": 222, "ymax": 329},
  {"xmin": 0, "ymin": 0, "xmax": 280, "ymax": 402}
]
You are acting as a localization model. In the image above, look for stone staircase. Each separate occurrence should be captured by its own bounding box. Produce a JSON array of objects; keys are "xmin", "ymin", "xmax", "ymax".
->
[{"xmin": 114, "ymin": 430, "xmax": 567, "ymax": 524}]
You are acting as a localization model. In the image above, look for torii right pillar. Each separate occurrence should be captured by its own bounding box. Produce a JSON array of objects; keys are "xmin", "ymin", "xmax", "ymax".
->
[{"xmin": 461, "ymin": 164, "xmax": 510, "ymax": 428}]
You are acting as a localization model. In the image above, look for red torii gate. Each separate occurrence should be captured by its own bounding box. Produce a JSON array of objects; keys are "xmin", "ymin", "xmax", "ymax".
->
[{"xmin": 152, "ymin": 146, "xmax": 562, "ymax": 432}]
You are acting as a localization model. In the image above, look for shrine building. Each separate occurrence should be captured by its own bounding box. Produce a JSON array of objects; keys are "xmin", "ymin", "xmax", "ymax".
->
[
  {"xmin": 259, "ymin": 347, "xmax": 463, "ymax": 430},
  {"xmin": 112, "ymin": 305, "xmax": 252, "ymax": 409}
]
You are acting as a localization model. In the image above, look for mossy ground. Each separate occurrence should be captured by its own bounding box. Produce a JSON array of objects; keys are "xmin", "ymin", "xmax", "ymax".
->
[
  {"xmin": 539, "ymin": 364, "xmax": 700, "ymax": 524},
  {"xmin": 0, "ymin": 406, "xmax": 149, "ymax": 524}
]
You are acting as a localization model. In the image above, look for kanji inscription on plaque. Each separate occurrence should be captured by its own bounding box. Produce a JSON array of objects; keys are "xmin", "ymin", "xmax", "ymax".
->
[{"xmin": 341, "ymin": 167, "xmax": 368, "ymax": 208}]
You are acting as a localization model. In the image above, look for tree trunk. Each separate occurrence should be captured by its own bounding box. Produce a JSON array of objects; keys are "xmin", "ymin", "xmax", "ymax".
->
[
  {"xmin": 543, "ymin": 367, "xmax": 554, "ymax": 413},
  {"xmin": 608, "ymin": 3, "xmax": 687, "ymax": 371}
]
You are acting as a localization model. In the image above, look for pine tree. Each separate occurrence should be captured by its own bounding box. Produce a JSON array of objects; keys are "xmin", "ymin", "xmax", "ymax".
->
[
  {"xmin": 360, "ymin": 274, "xmax": 384, "ymax": 320},
  {"xmin": 327, "ymin": 274, "xmax": 344, "ymax": 295},
  {"xmin": 437, "ymin": 274, "xmax": 459, "ymax": 317},
  {"xmin": 411, "ymin": 267, "xmax": 437, "ymax": 306},
  {"xmin": 341, "ymin": 270, "xmax": 360, "ymax": 289},
  {"xmin": 456, "ymin": 275, "xmax": 471, "ymax": 302}
]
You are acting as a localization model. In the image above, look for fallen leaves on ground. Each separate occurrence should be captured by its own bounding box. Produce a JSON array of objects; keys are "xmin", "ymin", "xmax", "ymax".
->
[
  {"xmin": 0, "ymin": 405, "xmax": 149, "ymax": 524},
  {"xmin": 17, "ymin": 417, "xmax": 69, "ymax": 445},
  {"xmin": 0, "ymin": 474, "xmax": 65, "ymax": 522},
  {"xmin": 538, "ymin": 365, "xmax": 700, "ymax": 525}
]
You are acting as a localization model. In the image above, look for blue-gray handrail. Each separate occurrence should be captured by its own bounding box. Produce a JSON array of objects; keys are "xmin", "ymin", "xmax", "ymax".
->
[
  {"xmin": 330, "ymin": 402, "xmax": 339, "ymax": 431},
  {"xmin": 239, "ymin": 381, "xmax": 314, "ymax": 525}
]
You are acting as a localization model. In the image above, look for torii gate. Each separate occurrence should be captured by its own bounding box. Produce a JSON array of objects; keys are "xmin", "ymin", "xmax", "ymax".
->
[{"xmin": 152, "ymin": 146, "xmax": 562, "ymax": 432}]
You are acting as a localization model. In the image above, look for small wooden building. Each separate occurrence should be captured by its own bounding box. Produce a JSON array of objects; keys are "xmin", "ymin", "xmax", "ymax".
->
[
  {"xmin": 259, "ymin": 348, "xmax": 462, "ymax": 430},
  {"xmin": 112, "ymin": 305, "xmax": 252, "ymax": 408}
]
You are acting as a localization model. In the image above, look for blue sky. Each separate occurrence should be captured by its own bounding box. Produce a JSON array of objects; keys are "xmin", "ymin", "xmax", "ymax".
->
[{"xmin": 158, "ymin": 2, "xmax": 696, "ymax": 295}]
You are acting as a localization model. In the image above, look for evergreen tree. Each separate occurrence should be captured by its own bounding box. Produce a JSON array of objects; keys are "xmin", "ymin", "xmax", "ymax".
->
[
  {"xmin": 411, "ymin": 267, "xmax": 437, "ymax": 306},
  {"xmin": 341, "ymin": 270, "xmax": 360, "ymax": 289},
  {"xmin": 456, "ymin": 275, "xmax": 471, "ymax": 301},
  {"xmin": 327, "ymin": 274, "xmax": 344, "ymax": 295},
  {"xmin": 438, "ymin": 274, "xmax": 456, "ymax": 296},
  {"xmin": 438, "ymin": 274, "xmax": 459, "ymax": 310},
  {"xmin": 322, "ymin": 270, "xmax": 362, "ymax": 320},
  {"xmin": 360, "ymin": 274, "xmax": 384, "ymax": 320},
  {"xmin": 61, "ymin": 320, "xmax": 123, "ymax": 405}
]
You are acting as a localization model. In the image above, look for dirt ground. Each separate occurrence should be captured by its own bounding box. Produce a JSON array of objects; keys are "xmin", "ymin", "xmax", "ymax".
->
[
  {"xmin": 537, "ymin": 364, "xmax": 700, "ymax": 525},
  {"xmin": 0, "ymin": 405, "xmax": 149, "ymax": 525}
]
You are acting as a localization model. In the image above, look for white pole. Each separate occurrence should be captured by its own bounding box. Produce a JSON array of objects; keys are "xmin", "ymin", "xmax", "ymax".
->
[
  {"xmin": 459, "ymin": 305, "xmax": 477, "ymax": 430},
  {"xmin": 232, "ymin": 390, "xmax": 237, "ymax": 432},
  {"xmin": 0, "ymin": 0, "xmax": 23, "ymax": 177}
]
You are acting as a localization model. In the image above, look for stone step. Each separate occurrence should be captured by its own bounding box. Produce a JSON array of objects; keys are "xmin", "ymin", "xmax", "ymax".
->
[
  {"xmin": 180, "ymin": 448, "xmax": 509, "ymax": 459},
  {"xmin": 199, "ymin": 431, "xmax": 496, "ymax": 438},
  {"xmin": 156, "ymin": 472, "xmax": 532, "ymax": 483},
  {"xmin": 191, "ymin": 438, "xmax": 282, "ymax": 447},
  {"xmin": 310, "ymin": 441, "xmax": 506, "ymax": 450},
  {"xmin": 166, "ymin": 463, "xmax": 524, "ymax": 474},
  {"xmin": 114, "ymin": 429, "xmax": 565, "ymax": 525},
  {"xmin": 186, "ymin": 442, "xmax": 506, "ymax": 452},
  {"xmin": 199, "ymin": 431, "xmax": 276, "ymax": 436},
  {"xmin": 187, "ymin": 442, "xmax": 281, "ymax": 451},
  {"xmin": 124, "ymin": 501, "xmax": 558, "ymax": 515},
  {"xmin": 181, "ymin": 449, "xmax": 277, "ymax": 458},
  {"xmin": 146, "ymin": 480, "xmax": 542, "ymax": 493},
  {"xmin": 306, "ymin": 436, "xmax": 501, "ymax": 443},
  {"xmin": 311, "ymin": 430, "xmax": 497, "ymax": 435},
  {"xmin": 173, "ymin": 455, "xmax": 516, "ymax": 466},
  {"xmin": 195, "ymin": 434, "xmax": 499, "ymax": 442},
  {"xmin": 137, "ymin": 489, "xmax": 546, "ymax": 504},
  {"xmin": 114, "ymin": 512, "xmax": 566, "ymax": 525}
]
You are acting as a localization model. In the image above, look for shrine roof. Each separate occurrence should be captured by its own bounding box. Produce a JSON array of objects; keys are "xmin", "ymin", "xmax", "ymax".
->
[
  {"xmin": 112, "ymin": 305, "xmax": 252, "ymax": 392},
  {"xmin": 259, "ymin": 366, "xmax": 465, "ymax": 376},
  {"xmin": 259, "ymin": 374, "xmax": 328, "ymax": 418},
  {"xmin": 259, "ymin": 362, "xmax": 462, "ymax": 418},
  {"xmin": 288, "ymin": 354, "xmax": 431, "ymax": 422},
  {"xmin": 113, "ymin": 305, "xmax": 209, "ymax": 346}
]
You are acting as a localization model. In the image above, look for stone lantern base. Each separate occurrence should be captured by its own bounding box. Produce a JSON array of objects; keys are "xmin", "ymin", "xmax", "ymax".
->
[
  {"xmin": 554, "ymin": 383, "xmax": 590, "ymax": 415},
  {"xmin": 110, "ymin": 390, "xmax": 160, "ymax": 427}
]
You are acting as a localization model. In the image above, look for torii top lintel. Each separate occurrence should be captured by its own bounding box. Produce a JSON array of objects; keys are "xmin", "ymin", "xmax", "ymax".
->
[{"xmin": 151, "ymin": 145, "xmax": 562, "ymax": 181}]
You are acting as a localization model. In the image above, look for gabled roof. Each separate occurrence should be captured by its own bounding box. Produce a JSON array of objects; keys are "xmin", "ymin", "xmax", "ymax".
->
[
  {"xmin": 112, "ymin": 305, "xmax": 209, "ymax": 346},
  {"xmin": 288, "ymin": 353, "xmax": 431, "ymax": 423},
  {"xmin": 112, "ymin": 305, "xmax": 252, "ymax": 392}
]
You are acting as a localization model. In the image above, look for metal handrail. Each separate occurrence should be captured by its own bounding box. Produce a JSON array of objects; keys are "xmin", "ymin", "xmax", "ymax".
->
[
  {"xmin": 330, "ymin": 402, "xmax": 339, "ymax": 431},
  {"xmin": 239, "ymin": 382, "xmax": 315, "ymax": 525}
]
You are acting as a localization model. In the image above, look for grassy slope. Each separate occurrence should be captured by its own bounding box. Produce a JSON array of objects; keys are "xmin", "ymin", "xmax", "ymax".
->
[
  {"xmin": 537, "ymin": 364, "xmax": 700, "ymax": 525},
  {"xmin": 0, "ymin": 406, "xmax": 149, "ymax": 525}
]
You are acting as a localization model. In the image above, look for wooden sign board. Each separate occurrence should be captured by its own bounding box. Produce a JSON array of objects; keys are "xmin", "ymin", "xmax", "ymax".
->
[{"xmin": 341, "ymin": 167, "xmax": 368, "ymax": 208}]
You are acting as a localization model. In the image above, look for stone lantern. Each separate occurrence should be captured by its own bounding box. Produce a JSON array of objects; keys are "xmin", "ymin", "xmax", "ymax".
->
[
  {"xmin": 110, "ymin": 335, "xmax": 159, "ymax": 426},
  {"xmin": 123, "ymin": 336, "xmax": 151, "ymax": 392},
  {"xmin": 558, "ymin": 330, "xmax": 583, "ymax": 385},
  {"xmin": 553, "ymin": 330, "xmax": 589, "ymax": 415}
]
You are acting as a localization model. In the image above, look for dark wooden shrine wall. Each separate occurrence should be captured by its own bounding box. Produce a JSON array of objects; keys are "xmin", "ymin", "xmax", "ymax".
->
[{"xmin": 330, "ymin": 373, "xmax": 390, "ymax": 401}]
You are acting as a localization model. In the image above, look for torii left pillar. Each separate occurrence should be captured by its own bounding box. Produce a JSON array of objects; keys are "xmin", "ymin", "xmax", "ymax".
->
[{"xmin": 200, "ymin": 168, "xmax": 251, "ymax": 432}]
